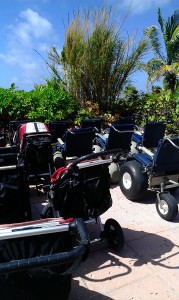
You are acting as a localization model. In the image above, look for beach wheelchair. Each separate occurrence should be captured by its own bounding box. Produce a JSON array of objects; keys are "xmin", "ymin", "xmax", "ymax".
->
[
  {"xmin": 17, "ymin": 122, "xmax": 55, "ymax": 193},
  {"xmin": 95, "ymin": 124, "xmax": 135, "ymax": 183},
  {"xmin": 0, "ymin": 216, "xmax": 90, "ymax": 300},
  {"xmin": 0, "ymin": 128, "xmax": 90, "ymax": 300},
  {"xmin": 131, "ymin": 121, "xmax": 167, "ymax": 154},
  {"xmin": 53, "ymin": 126, "xmax": 98, "ymax": 169},
  {"xmin": 0, "ymin": 145, "xmax": 31, "ymax": 223},
  {"xmin": 119, "ymin": 137, "xmax": 179, "ymax": 221},
  {"xmin": 41, "ymin": 150, "xmax": 125, "ymax": 251}
]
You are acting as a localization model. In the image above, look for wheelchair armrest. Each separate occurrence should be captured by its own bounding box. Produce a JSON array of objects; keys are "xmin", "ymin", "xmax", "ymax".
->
[
  {"xmin": 138, "ymin": 146, "xmax": 155, "ymax": 157},
  {"xmin": 56, "ymin": 140, "xmax": 64, "ymax": 152},
  {"xmin": 57, "ymin": 137, "xmax": 64, "ymax": 144}
]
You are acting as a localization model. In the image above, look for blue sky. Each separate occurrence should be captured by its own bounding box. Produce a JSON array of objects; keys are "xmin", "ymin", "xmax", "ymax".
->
[{"xmin": 0, "ymin": 0, "xmax": 178, "ymax": 92}]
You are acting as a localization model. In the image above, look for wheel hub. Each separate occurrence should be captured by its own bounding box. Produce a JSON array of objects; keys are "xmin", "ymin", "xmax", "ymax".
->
[
  {"xmin": 122, "ymin": 172, "xmax": 132, "ymax": 189},
  {"xmin": 158, "ymin": 200, "xmax": 169, "ymax": 215}
]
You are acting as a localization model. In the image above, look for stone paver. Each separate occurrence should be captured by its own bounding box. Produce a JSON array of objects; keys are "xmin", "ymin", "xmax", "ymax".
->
[{"xmin": 69, "ymin": 186, "xmax": 179, "ymax": 300}]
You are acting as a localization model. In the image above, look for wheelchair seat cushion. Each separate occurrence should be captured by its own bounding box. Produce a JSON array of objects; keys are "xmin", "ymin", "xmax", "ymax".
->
[
  {"xmin": 132, "ymin": 133, "xmax": 142, "ymax": 144},
  {"xmin": 133, "ymin": 153, "xmax": 153, "ymax": 167}
]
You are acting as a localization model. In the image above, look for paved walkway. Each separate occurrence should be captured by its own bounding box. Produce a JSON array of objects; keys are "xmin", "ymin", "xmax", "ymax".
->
[{"xmin": 69, "ymin": 185, "xmax": 179, "ymax": 300}]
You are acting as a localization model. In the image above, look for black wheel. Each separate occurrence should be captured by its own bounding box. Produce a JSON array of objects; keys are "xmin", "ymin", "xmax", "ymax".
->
[
  {"xmin": 104, "ymin": 218, "xmax": 125, "ymax": 251},
  {"xmin": 119, "ymin": 160, "xmax": 148, "ymax": 201},
  {"xmin": 170, "ymin": 187, "xmax": 179, "ymax": 194},
  {"xmin": 41, "ymin": 202, "xmax": 54, "ymax": 218},
  {"xmin": 108, "ymin": 162, "xmax": 119, "ymax": 184},
  {"xmin": 156, "ymin": 192, "xmax": 178, "ymax": 221}
]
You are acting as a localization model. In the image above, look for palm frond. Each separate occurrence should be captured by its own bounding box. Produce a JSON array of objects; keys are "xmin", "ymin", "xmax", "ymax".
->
[
  {"xmin": 158, "ymin": 8, "xmax": 165, "ymax": 35},
  {"xmin": 144, "ymin": 26, "xmax": 165, "ymax": 60},
  {"xmin": 145, "ymin": 58, "xmax": 164, "ymax": 75},
  {"xmin": 172, "ymin": 24, "xmax": 179, "ymax": 40},
  {"xmin": 167, "ymin": 35, "xmax": 179, "ymax": 63},
  {"xmin": 164, "ymin": 9, "xmax": 179, "ymax": 41}
]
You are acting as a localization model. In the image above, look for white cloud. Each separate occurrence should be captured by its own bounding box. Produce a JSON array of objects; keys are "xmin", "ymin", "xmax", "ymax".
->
[
  {"xmin": 121, "ymin": 0, "xmax": 171, "ymax": 14},
  {"xmin": 7, "ymin": 8, "xmax": 55, "ymax": 48},
  {"xmin": 20, "ymin": 9, "xmax": 54, "ymax": 39},
  {"xmin": 0, "ymin": 8, "xmax": 56, "ymax": 90},
  {"xmin": 38, "ymin": 42, "xmax": 50, "ymax": 52}
]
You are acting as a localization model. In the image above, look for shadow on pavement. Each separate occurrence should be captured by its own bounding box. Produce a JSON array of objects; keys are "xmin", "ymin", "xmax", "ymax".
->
[
  {"xmin": 70, "ymin": 279, "xmax": 114, "ymax": 299},
  {"xmin": 121, "ymin": 227, "xmax": 179, "ymax": 269},
  {"xmin": 69, "ymin": 225, "xmax": 179, "ymax": 297}
]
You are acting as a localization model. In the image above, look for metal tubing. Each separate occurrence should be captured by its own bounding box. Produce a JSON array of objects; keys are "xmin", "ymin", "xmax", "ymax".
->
[{"xmin": 0, "ymin": 223, "xmax": 69, "ymax": 240}]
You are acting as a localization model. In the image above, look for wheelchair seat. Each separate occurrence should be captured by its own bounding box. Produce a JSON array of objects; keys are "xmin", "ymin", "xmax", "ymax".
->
[{"xmin": 133, "ymin": 137, "xmax": 179, "ymax": 174}]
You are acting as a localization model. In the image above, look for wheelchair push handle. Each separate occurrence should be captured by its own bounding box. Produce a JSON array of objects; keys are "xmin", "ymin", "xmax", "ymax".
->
[{"xmin": 51, "ymin": 148, "xmax": 121, "ymax": 183}]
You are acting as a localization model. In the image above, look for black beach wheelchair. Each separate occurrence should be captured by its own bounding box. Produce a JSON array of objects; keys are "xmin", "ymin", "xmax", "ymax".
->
[
  {"xmin": 16, "ymin": 121, "xmax": 55, "ymax": 194},
  {"xmin": 42, "ymin": 150, "xmax": 125, "ymax": 251},
  {"xmin": 53, "ymin": 126, "xmax": 98, "ymax": 169},
  {"xmin": 0, "ymin": 217, "xmax": 90, "ymax": 300},
  {"xmin": 0, "ymin": 145, "xmax": 31, "ymax": 223},
  {"xmin": 119, "ymin": 137, "xmax": 179, "ymax": 221},
  {"xmin": 95, "ymin": 124, "xmax": 135, "ymax": 183},
  {"xmin": 0, "ymin": 130, "xmax": 90, "ymax": 300}
]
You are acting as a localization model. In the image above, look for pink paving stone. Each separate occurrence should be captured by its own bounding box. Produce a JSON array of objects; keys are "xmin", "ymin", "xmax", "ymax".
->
[
  {"xmin": 107, "ymin": 273, "xmax": 179, "ymax": 300},
  {"xmin": 30, "ymin": 181, "xmax": 179, "ymax": 300},
  {"xmin": 69, "ymin": 184, "xmax": 179, "ymax": 300},
  {"xmin": 70, "ymin": 247, "xmax": 153, "ymax": 298}
]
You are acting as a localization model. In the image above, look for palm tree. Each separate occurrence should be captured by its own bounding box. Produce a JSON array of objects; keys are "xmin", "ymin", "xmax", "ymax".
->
[{"xmin": 144, "ymin": 8, "xmax": 179, "ymax": 92}]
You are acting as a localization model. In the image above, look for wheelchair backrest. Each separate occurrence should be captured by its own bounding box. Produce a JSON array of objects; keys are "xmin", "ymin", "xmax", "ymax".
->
[
  {"xmin": 110, "ymin": 124, "xmax": 135, "ymax": 131},
  {"xmin": 0, "ymin": 146, "xmax": 19, "ymax": 166},
  {"xmin": 153, "ymin": 138, "xmax": 179, "ymax": 173},
  {"xmin": 48, "ymin": 121, "xmax": 71, "ymax": 143},
  {"xmin": 8, "ymin": 120, "xmax": 31, "ymax": 146},
  {"xmin": 81, "ymin": 118, "xmax": 102, "ymax": 132},
  {"xmin": 63, "ymin": 127, "xmax": 96, "ymax": 158},
  {"xmin": 142, "ymin": 122, "xmax": 166, "ymax": 148},
  {"xmin": 107, "ymin": 124, "xmax": 134, "ymax": 151},
  {"xmin": 117, "ymin": 116, "xmax": 135, "ymax": 125},
  {"xmin": 19, "ymin": 122, "xmax": 53, "ymax": 173},
  {"xmin": 0, "ymin": 146, "xmax": 29, "ymax": 223}
]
